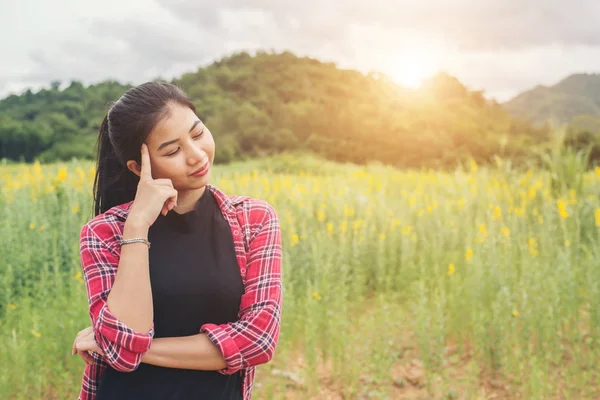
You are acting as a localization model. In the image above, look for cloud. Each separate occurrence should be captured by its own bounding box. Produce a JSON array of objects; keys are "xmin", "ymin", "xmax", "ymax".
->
[
  {"xmin": 2, "ymin": 0, "xmax": 600, "ymax": 102},
  {"xmin": 158, "ymin": 0, "xmax": 600, "ymax": 51}
]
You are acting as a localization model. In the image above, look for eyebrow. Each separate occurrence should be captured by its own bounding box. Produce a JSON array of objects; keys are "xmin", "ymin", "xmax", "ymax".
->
[{"xmin": 157, "ymin": 120, "xmax": 202, "ymax": 151}]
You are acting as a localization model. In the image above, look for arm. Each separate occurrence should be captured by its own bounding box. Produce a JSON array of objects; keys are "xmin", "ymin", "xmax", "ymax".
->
[
  {"xmin": 80, "ymin": 220, "xmax": 155, "ymax": 372},
  {"xmin": 141, "ymin": 333, "xmax": 227, "ymax": 370},
  {"xmin": 201, "ymin": 202, "xmax": 282, "ymax": 374}
]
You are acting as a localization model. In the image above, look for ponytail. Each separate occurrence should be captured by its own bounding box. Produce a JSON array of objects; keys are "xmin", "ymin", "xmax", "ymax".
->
[{"xmin": 92, "ymin": 113, "xmax": 139, "ymax": 217}]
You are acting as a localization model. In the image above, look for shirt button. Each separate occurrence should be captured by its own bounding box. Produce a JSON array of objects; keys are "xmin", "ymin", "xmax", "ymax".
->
[{"xmin": 241, "ymin": 268, "xmax": 246, "ymax": 273}]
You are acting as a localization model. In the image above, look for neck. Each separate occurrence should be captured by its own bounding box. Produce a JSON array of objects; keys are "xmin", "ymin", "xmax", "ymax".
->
[{"xmin": 172, "ymin": 185, "xmax": 207, "ymax": 214}]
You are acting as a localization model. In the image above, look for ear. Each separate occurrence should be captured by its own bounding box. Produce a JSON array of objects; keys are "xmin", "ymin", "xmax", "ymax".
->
[{"xmin": 126, "ymin": 160, "xmax": 141, "ymax": 178}]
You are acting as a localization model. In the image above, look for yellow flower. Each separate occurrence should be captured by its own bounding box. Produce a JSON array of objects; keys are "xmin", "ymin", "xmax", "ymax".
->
[
  {"xmin": 317, "ymin": 210, "xmax": 325, "ymax": 222},
  {"xmin": 312, "ymin": 292, "xmax": 322, "ymax": 301},
  {"xmin": 512, "ymin": 310, "xmax": 519, "ymax": 318},
  {"xmin": 7, "ymin": 303, "xmax": 16, "ymax": 310},
  {"xmin": 37, "ymin": 225, "xmax": 45, "ymax": 231},
  {"xmin": 339, "ymin": 221, "xmax": 348, "ymax": 234},
  {"xmin": 379, "ymin": 233, "xmax": 386, "ymax": 241},
  {"xmin": 528, "ymin": 237, "xmax": 538, "ymax": 256},
  {"xmin": 565, "ymin": 240, "xmax": 571, "ymax": 247},
  {"xmin": 447, "ymin": 264, "xmax": 455, "ymax": 276},
  {"xmin": 326, "ymin": 223, "xmax": 334, "ymax": 235},
  {"xmin": 409, "ymin": 196, "xmax": 416, "ymax": 208},
  {"xmin": 72, "ymin": 204, "xmax": 80, "ymax": 214},
  {"xmin": 470, "ymin": 159, "xmax": 478, "ymax": 173},
  {"xmin": 595, "ymin": 209, "xmax": 600, "ymax": 227},
  {"xmin": 402, "ymin": 225, "xmax": 413, "ymax": 237},
  {"xmin": 500, "ymin": 227, "xmax": 510, "ymax": 237},
  {"xmin": 353, "ymin": 219, "xmax": 364, "ymax": 231},
  {"xmin": 29, "ymin": 223, "xmax": 36, "ymax": 230},
  {"xmin": 479, "ymin": 224, "xmax": 487, "ymax": 236},
  {"xmin": 31, "ymin": 330, "xmax": 41, "ymax": 338},
  {"xmin": 343, "ymin": 205, "xmax": 355, "ymax": 218},
  {"xmin": 557, "ymin": 200, "xmax": 569, "ymax": 219},
  {"xmin": 492, "ymin": 206, "xmax": 502, "ymax": 221},
  {"xmin": 477, "ymin": 224, "xmax": 488, "ymax": 243},
  {"xmin": 290, "ymin": 234, "xmax": 299, "ymax": 247},
  {"xmin": 55, "ymin": 167, "xmax": 68, "ymax": 182},
  {"xmin": 465, "ymin": 248, "xmax": 473, "ymax": 261},
  {"xmin": 513, "ymin": 207, "xmax": 525, "ymax": 217}
]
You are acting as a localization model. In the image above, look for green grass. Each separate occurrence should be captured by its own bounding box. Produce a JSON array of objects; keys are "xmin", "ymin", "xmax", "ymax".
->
[{"xmin": 1, "ymin": 154, "xmax": 600, "ymax": 399}]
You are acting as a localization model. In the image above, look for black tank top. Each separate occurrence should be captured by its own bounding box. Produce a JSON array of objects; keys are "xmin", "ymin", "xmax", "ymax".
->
[{"xmin": 96, "ymin": 187, "xmax": 244, "ymax": 400}]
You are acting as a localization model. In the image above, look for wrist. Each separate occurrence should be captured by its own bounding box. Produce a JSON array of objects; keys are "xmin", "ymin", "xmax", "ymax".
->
[{"xmin": 123, "ymin": 220, "xmax": 149, "ymax": 239}]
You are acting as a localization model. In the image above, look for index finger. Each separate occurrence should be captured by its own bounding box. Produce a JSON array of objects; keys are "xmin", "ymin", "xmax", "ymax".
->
[{"xmin": 140, "ymin": 143, "xmax": 152, "ymax": 180}]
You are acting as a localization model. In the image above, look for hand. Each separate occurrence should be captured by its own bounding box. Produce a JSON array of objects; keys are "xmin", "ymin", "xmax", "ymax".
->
[
  {"xmin": 72, "ymin": 326, "xmax": 104, "ymax": 365},
  {"xmin": 128, "ymin": 143, "xmax": 179, "ymax": 229}
]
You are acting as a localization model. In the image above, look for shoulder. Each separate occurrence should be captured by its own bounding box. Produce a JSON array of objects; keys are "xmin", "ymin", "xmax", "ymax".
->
[{"xmin": 234, "ymin": 197, "xmax": 279, "ymax": 226}]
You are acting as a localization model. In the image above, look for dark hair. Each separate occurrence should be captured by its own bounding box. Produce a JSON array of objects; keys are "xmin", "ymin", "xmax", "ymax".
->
[{"xmin": 92, "ymin": 81, "xmax": 195, "ymax": 216}]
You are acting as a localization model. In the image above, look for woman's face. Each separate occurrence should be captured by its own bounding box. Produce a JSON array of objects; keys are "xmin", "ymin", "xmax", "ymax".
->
[{"xmin": 128, "ymin": 101, "xmax": 215, "ymax": 190}]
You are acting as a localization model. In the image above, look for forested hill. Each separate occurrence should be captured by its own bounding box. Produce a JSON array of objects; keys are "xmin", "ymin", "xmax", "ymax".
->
[
  {"xmin": 0, "ymin": 51, "xmax": 548, "ymax": 168},
  {"xmin": 504, "ymin": 73, "xmax": 600, "ymax": 128}
]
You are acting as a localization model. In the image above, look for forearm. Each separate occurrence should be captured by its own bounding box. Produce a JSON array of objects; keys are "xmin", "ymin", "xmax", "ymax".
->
[
  {"xmin": 140, "ymin": 334, "xmax": 227, "ymax": 370},
  {"xmin": 106, "ymin": 221, "xmax": 153, "ymax": 333}
]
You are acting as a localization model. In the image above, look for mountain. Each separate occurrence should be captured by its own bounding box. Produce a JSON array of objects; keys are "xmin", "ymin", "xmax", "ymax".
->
[{"xmin": 504, "ymin": 73, "xmax": 600, "ymax": 127}]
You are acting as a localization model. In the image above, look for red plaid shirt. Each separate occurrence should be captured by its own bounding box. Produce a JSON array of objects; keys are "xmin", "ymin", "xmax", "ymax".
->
[{"xmin": 77, "ymin": 184, "xmax": 282, "ymax": 400}]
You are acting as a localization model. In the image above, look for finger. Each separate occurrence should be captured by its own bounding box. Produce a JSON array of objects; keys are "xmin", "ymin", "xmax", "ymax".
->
[
  {"xmin": 140, "ymin": 143, "xmax": 152, "ymax": 181},
  {"xmin": 167, "ymin": 198, "xmax": 177, "ymax": 209},
  {"xmin": 72, "ymin": 338, "xmax": 81, "ymax": 356},
  {"xmin": 77, "ymin": 350, "xmax": 94, "ymax": 365},
  {"xmin": 76, "ymin": 338, "xmax": 99, "ymax": 352}
]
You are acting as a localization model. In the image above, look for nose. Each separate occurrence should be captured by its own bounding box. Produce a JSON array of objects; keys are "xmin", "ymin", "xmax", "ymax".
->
[{"xmin": 187, "ymin": 143, "xmax": 207, "ymax": 165}]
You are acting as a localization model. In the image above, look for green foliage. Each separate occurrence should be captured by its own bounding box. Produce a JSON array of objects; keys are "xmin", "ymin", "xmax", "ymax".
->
[
  {"xmin": 0, "ymin": 80, "xmax": 131, "ymax": 162},
  {"xmin": 1, "ymin": 51, "xmax": 552, "ymax": 168},
  {"xmin": 534, "ymin": 129, "xmax": 593, "ymax": 197}
]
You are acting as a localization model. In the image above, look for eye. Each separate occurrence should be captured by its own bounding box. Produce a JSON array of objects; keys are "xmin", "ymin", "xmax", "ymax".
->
[
  {"xmin": 193, "ymin": 130, "xmax": 204, "ymax": 139},
  {"xmin": 166, "ymin": 130, "xmax": 204, "ymax": 156}
]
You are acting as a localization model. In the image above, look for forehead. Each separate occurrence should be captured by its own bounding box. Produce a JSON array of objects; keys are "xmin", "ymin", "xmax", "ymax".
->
[{"xmin": 147, "ymin": 102, "xmax": 198, "ymax": 143}]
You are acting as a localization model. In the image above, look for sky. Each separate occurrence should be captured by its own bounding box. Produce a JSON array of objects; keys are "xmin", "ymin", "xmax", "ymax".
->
[{"xmin": 2, "ymin": 0, "xmax": 600, "ymax": 102}]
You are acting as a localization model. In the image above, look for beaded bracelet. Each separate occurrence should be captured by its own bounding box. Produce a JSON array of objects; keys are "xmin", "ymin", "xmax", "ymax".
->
[{"xmin": 118, "ymin": 237, "xmax": 151, "ymax": 248}]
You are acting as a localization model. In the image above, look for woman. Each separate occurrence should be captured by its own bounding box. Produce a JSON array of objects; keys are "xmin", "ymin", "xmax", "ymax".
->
[{"xmin": 70, "ymin": 82, "xmax": 282, "ymax": 400}]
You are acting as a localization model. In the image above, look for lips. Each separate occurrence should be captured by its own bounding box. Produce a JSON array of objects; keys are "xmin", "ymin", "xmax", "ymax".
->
[{"xmin": 191, "ymin": 161, "xmax": 209, "ymax": 176}]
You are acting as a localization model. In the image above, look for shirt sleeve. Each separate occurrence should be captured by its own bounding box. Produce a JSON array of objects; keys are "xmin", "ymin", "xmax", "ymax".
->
[
  {"xmin": 199, "ymin": 201, "xmax": 282, "ymax": 374},
  {"xmin": 80, "ymin": 222, "xmax": 155, "ymax": 372}
]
